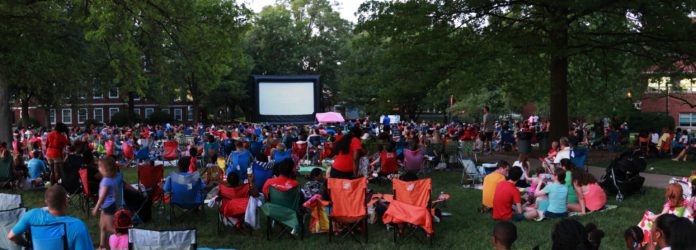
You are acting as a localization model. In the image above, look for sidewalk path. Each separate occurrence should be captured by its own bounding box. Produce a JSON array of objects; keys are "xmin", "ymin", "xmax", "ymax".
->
[{"xmin": 476, "ymin": 153, "xmax": 670, "ymax": 188}]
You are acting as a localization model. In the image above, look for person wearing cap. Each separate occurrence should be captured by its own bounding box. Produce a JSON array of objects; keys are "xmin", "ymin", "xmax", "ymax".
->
[
  {"xmin": 110, "ymin": 210, "xmax": 132, "ymax": 250},
  {"xmin": 7, "ymin": 185, "xmax": 93, "ymax": 249}
]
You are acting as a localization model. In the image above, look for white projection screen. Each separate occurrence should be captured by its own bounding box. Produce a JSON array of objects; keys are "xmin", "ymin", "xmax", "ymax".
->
[{"xmin": 258, "ymin": 82, "xmax": 315, "ymax": 115}]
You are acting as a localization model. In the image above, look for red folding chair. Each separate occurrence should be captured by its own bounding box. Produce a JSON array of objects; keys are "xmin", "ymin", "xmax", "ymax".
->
[
  {"xmin": 137, "ymin": 164, "xmax": 164, "ymax": 207},
  {"xmin": 327, "ymin": 178, "xmax": 368, "ymax": 244},
  {"xmin": 383, "ymin": 178, "xmax": 434, "ymax": 245},
  {"xmin": 78, "ymin": 168, "xmax": 98, "ymax": 217},
  {"xmin": 216, "ymin": 184, "xmax": 251, "ymax": 235},
  {"xmin": 163, "ymin": 141, "xmax": 179, "ymax": 167}
]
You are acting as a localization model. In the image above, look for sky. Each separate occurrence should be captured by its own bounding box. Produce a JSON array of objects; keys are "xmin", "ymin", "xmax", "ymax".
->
[{"xmin": 242, "ymin": 0, "xmax": 367, "ymax": 23}]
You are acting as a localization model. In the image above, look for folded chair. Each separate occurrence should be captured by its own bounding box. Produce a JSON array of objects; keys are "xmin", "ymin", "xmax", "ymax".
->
[
  {"xmin": 138, "ymin": 164, "xmax": 164, "ymax": 207},
  {"xmin": 78, "ymin": 168, "xmax": 99, "ymax": 216},
  {"xmin": 128, "ymin": 228, "xmax": 197, "ymax": 250},
  {"xmin": 166, "ymin": 172, "xmax": 205, "ymax": 225},
  {"xmin": 260, "ymin": 186, "xmax": 304, "ymax": 240},
  {"xmin": 0, "ymin": 193, "xmax": 22, "ymax": 210},
  {"xmin": 251, "ymin": 163, "xmax": 274, "ymax": 189},
  {"xmin": 216, "ymin": 184, "xmax": 251, "ymax": 235},
  {"xmin": 61, "ymin": 162, "xmax": 83, "ymax": 210},
  {"xmin": 383, "ymin": 178, "xmax": 434, "ymax": 245},
  {"xmin": 0, "ymin": 158, "xmax": 15, "ymax": 189},
  {"xmin": 29, "ymin": 223, "xmax": 68, "ymax": 249},
  {"xmin": 0, "ymin": 207, "xmax": 25, "ymax": 250},
  {"xmin": 327, "ymin": 178, "xmax": 368, "ymax": 244}
]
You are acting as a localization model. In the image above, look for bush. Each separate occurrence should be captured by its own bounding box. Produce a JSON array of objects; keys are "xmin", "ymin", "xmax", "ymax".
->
[
  {"xmin": 146, "ymin": 111, "xmax": 172, "ymax": 125},
  {"xmin": 16, "ymin": 117, "xmax": 40, "ymax": 129},
  {"xmin": 109, "ymin": 111, "xmax": 142, "ymax": 126},
  {"xmin": 83, "ymin": 119, "xmax": 103, "ymax": 128},
  {"xmin": 626, "ymin": 112, "xmax": 674, "ymax": 132}
]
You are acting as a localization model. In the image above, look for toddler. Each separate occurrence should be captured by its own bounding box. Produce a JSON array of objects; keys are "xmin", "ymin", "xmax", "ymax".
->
[{"xmin": 109, "ymin": 210, "xmax": 132, "ymax": 250}]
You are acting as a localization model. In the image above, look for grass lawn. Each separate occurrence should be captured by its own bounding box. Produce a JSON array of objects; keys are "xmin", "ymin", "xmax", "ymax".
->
[{"xmin": 10, "ymin": 168, "xmax": 664, "ymax": 249}]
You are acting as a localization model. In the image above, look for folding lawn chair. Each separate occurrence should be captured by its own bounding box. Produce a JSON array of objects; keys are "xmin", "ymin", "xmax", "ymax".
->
[
  {"xmin": 459, "ymin": 155, "xmax": 482, "ymax": 187},
  {"xmin": 29, "ymin": 223, "xmax": 68, "ymax": 250},
  {"xmin": 61, "ymin": 161, "xmax": 84, "ymax": 210},
  {"xmin": 383, "ymin": 178, "xmax": 434, "ymax": 245},
  {"xmin": 128, "ymin": 228, "xmax": 197, "ymax": 250},
  {"xmin": 138, "ymin": 164, "xmax": 164, "ymax": 207},
  {"xmin": 0, "ymin": 207, "xmax": 25, "ymax": 250},
  {"xmin": 570, "ymin": 147, "xmax": 589, "ymax": 170},
  {"xmin": 162, "ymin": 141, "xmax": 179, "ymax": 167},
  {"xmin": 0, "ymin": 157, "xmax": 15, "ymax": 189},
  {"xmin": 78, "ymin": 168, "xmax": 98, "ymax": 216},
  {"xmin": 166, "ymin": 172, "xmax": 205, "ymax": 225},
  {"xmin": 216, "ymin": 184, "xmax": 251, "ymax": 235},
  {"xmin": 0, "ymin": 193, "xmax": 22, "ymax": 210},
  {"xmin": 252, "ymin": 163, "xmax": 274, "ymax": 189},
  {"xmin": 260, "ymin": 186, "xmax": 304, "ymax": 240},
  {"xmin": 327, "ymin": 178, "xmax": 368, "ymax": 244}
]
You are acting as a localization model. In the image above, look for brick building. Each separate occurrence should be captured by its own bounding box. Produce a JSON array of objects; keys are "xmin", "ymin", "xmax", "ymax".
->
[
  {"xmin": 13, "ymin": 87, "xmax": 194, "ymax": 127},
  {"xmin": 639, "ymin": 62, "xmax": 696, "ymax": 129}
]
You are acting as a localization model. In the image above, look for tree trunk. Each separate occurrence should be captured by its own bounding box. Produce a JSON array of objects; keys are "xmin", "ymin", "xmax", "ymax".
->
[
  {"xmin": 20, "ymin": 97, "xmax": 30, "ymax": 127},
  {"xmin": 548, "ymin": 21, "xmax": 570, "ymax": 142},
  {"xmin": 0, "ymin": 75, "xmax": 13, "ymax": 144},
  {"xmin": 127, "ymin": 91, "xmax": 135, "ymax": 125}
]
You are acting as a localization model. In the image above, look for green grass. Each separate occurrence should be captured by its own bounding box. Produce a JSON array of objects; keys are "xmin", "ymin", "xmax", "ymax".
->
[{"xmin": 12, "ymin": 168, "xmax": 664, "ymax": 249}]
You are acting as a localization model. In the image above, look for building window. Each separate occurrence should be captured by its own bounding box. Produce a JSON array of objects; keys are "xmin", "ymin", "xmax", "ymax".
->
[
  {"xmin": 49, "ymin": 109, "xmax": 56, "ymax": 125},
  {"xmin": 145, "ymin": 108, "xmax": 154, "ymax": 119},
  {"xmin": 61, "ymin": 109, "xmax": 72, "ymax": 124},
  {"xmin": 133, "ymin": 108, "xmax": 140, "ymax": 116},
  {"xmin": 93, "ymin": 108, "xmax": 103, "ymax": 123},
  {"xmin": 174, "ymin": 109, "xmax": 182, "ymax": 121},
  {"xmin": 108, "ymin": 87, "xmax": 119, "ymax": 99},
  {"xmin": 109, "ymin": 108, "xmax": 119, "ymax": 120},
  {"xmin": 133, "ymin": 93, "xmax": 140, "ymax": 101},
  {"xmin": 93, "ymin": 87, "xmax": 103, "ymax": 99},
  {"xmin": 187, "ymin": 106, "xmax": 193, "ymax": 121},
  {"xmin": 679, "ymin": 113, "xmax": 696, "ymax": 127},
  {"xmin": 78, "ymin": 108, "xmax": 88, "ymax": 124}
]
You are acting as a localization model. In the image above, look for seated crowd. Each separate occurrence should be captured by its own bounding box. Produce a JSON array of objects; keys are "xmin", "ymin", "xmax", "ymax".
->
[{"xmin": 2, "ymin": 120, "xmax": 696, "ymax": 249}]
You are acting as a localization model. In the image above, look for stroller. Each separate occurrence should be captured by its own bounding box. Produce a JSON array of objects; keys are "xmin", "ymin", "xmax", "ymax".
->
[{"xmin": 600, "ymin": 150, "xmax": 647, "ymax": 201}]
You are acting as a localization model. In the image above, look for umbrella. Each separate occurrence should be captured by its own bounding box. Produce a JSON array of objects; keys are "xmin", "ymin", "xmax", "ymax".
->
[{"xmin": 315, "ymin": 112, "xmax": 345, "ymax": 123}]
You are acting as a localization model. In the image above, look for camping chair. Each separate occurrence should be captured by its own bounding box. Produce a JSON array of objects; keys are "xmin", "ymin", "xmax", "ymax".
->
[
  {"xmin": 459, "ymin": 155, "xmax": 482, "ymax": 187},
  {"xmin": 128, "ymin": 228, "xmax": 197, "ymax": 250},
  {"xmin": 0, "ymin": 207, "xmax": 25, "ymax": 250},
  {"xmin": 166, "ymin": 172, "xmax": 205, "ymax": 225},
  {"xmin": 327, "ymin": 178, "xmax": 368, "ymax": 244},
  {"xmin": 61, "ymin": 162, "xmax": 83, "ymax": 210},
  {"xmin": 260, "ymin": 186, "xmax": 304, "ymax": 240},
  {"xmin": 252, "ymin": 163, "xmax": 274, "ymax": 189},
  {"xmin": 78, "ymin": 168, "xmax": 98, "ymax": 216},
  {"xmin": 0, "ymin": 157, "xmax": 15, "ymax": 189},
  {"xmin": 216, "ymin": 184, "xmax": 251, "ymax": 235},
  {"xmin": 383, "ymin": 178, "xmax": 434, "ymax": 245},
  {"xmin": 29, "ymin": 223, "xmax": 68, "ymax": 250},
  {"xmin": 570, "ymin": 148, "xmax": 589, "ymax": 170},
  {"xmin": 0, "ymin": 193, "xmax": 22, "ymax": 210},
  {"xmin": 138, "ymin": 164, "xmax": 164, "ymax": 208},
  {"xmin": 638, "ymin": 136, "xmax": 650, "ymax": 157},
  {"xmin": 162, "ymin": 141, "xmax": 179, "ymax": 167}
]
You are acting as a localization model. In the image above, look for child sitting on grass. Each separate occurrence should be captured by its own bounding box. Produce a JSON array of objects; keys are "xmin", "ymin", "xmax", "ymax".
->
[
  {"xmin": 540, "ymin": 141, "xmax": 559, "ymax": 170},
  {"xmin": 525, "ymin": 167, "xmax": 550, "ymax": 213},
  {"xmin": 110, "ymin": 210, "xmax": 132, "ymax": 250},
  {"xmin": 651, "ymin": 183, "xmax": 691, "ymax": 220}
]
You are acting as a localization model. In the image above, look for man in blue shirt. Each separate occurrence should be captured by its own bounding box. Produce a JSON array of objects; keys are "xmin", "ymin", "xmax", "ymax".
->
[
  {"xmin": 7, "ymin": 185, "xmax": 93, "ymax": 249},
  {"xmin": 27, "ymin": 151, "xmax": 48, "ymax": 184}
]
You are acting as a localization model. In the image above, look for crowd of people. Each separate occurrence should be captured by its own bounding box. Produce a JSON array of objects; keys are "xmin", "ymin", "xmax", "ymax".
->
[{"xmin": 0, "ymin": 108, "xmax": 695, "ymax": 249}]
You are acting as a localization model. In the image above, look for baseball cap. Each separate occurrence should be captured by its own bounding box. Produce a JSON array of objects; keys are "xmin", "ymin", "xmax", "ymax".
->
[{"xmin": 114, "ymin": 209, "xmax": 133, "ymax": 229}]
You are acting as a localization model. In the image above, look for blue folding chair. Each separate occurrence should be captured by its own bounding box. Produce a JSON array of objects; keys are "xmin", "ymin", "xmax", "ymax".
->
[
  {"xmin": 571, "ymin": 148, "xmax": 589, "ymax": 170},
  {"xmin": 167, "ymin": 172, "xmax": 205, "ymax": 225},
  {"xmin": 29, "ymin": 223, "xmax": 68, "ymax": 250},
  {"xmin": 252, "ymin": 162, "xmax": 274, "ymax": 189},
  {"xmin": 0, "ymin": 208, "xmax": 25, "ymax": 250}
]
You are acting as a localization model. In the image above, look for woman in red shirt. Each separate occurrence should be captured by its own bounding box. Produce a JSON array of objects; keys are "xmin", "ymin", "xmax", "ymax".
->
[
  {"xmin": 45, "ymin": 123, "xmax": 70, "ymax": 184},
  {"xmin": 330, "ymin": 127, "xmax": 363, "ymax": 179}
]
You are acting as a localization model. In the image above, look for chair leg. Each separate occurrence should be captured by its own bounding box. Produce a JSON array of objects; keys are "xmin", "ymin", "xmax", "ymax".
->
[
  {"xmin": 364, "ymin": 218, "xmax": 368, "ymax": 244},
  {"xmin": 169, "ymin": 204, "xmax": 173, "ymax": 226},
  {"xmin": 393, "ymin": 223, "xmax": 398, "ymax": 243},
  {"xmin": 329, "ymin": 217, "xmax": 333, "ymax": 242},
  {"xmin": 266, "ymin": 218, "xmax": 271, "ymax": 240}
]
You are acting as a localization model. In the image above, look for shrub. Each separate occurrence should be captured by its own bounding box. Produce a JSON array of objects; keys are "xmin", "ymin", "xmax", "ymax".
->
[
  {"xmin": 110, "ymin": 111, "xmax": 142, "ymax": 126},
  {"xmin": 16, "ymin": 117, "xmax": 40, "ymax": 129},
  {"xmin": 146, "ymin": 110, "xmax": 172, "ymax": 125},
  {"xmin": 626, "ymin": 112, "xmax": 674, "ymax": 132}
]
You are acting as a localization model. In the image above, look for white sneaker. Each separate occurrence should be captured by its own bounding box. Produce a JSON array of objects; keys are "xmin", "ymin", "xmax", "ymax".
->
[{"xmin": 535, "ymin": 211, "xmax": 545, "ymax": 222}]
